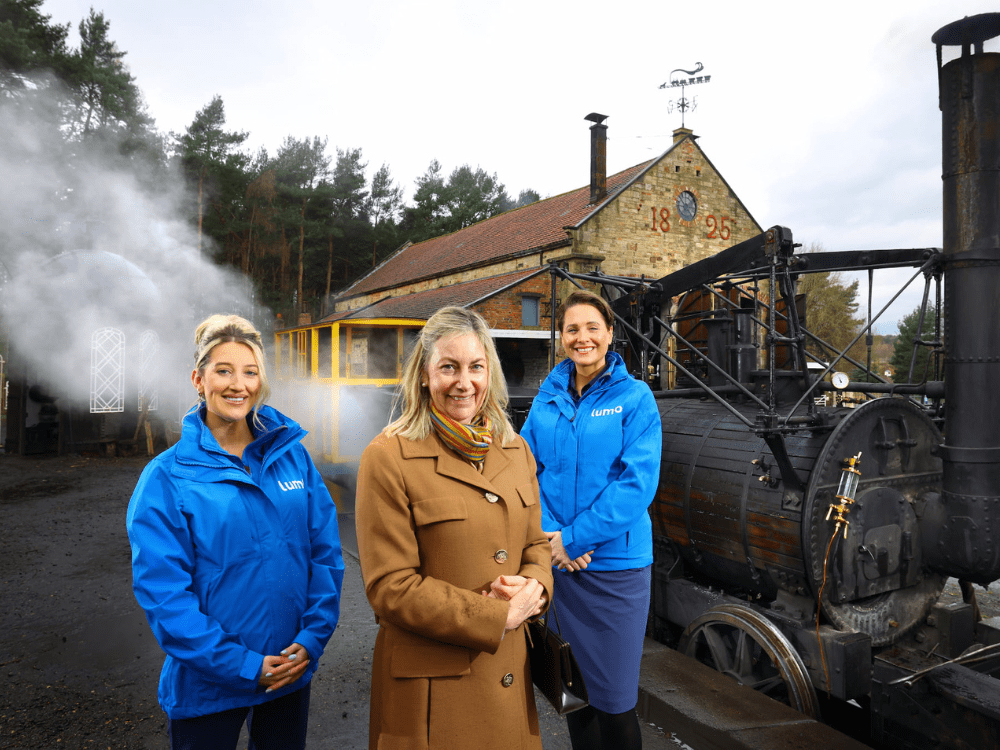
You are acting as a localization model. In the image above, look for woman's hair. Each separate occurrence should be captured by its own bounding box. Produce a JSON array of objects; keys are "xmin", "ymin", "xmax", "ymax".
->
[
  {"xmin": 555, "ymin": 289, "xmax": 615, "ymax": 332},
  {"xmin": 193, "ymin": 314, "xmax": 270, "ymax": 419},
  {"xmin": 386, "ymin": 306, "xmax": 515, "ymax": 446}
]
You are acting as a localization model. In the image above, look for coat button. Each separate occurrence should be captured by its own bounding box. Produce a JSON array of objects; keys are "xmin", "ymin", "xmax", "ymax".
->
[
  {"xmin": 494, "ymin": 549, "xmax": 508, "ymax": 564},
  {"xmin": 485, "ymin": 492, "xmax": 499, "ymax": 504},
  {"xmin": 501, "ymin": 673, "xmax": 514, "ymax": 687}
]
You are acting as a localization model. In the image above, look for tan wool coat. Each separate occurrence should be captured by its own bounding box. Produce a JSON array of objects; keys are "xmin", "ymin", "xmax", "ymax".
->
[{"xmin": 356, "ymin": 430, "xmax": 554, "ymax": 750}]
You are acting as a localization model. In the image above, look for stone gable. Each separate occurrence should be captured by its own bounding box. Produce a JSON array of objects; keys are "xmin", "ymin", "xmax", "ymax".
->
[{"xmin": 570, "ymin": 136, "xmax": 760, "ymax": 279}]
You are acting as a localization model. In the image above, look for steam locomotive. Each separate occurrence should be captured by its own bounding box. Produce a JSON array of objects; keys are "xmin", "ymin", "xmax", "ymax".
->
[{"xmin": 564, "ymin": 14, "xmax": 1000, "ymax": 750}]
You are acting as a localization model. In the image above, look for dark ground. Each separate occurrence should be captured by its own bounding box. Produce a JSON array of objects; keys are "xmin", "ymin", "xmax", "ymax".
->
[
  {"xmin": 0, "ymin": 453, "xmax": 675, "ymax": 750},
  {"xmin": 5, "ymin": 452, "xmax": 996, "ymax": 750}
]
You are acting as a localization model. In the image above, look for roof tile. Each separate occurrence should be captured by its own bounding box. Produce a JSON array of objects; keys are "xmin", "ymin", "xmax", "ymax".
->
[
  {"xmin": 339, "ymin": 162, "xmax": 650, "ymax": 299},
  {"xmin": 321, "ymin": 268, "xmax": 541, "ymax": 322}
]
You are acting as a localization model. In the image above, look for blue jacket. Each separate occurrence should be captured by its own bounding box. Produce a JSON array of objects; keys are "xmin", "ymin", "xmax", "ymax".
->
[
  {"xmin": 126, "ymin": 404, "xmax": 344, "ymax": 720},
  {"xmin": 520, "ymin": 352, "xmax": 662, "ymax": 570}
]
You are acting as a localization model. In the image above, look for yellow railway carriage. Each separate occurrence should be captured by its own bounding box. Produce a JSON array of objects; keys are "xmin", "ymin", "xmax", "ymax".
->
[{"xmin": 271, "ymin": 316, "xmax": 424, "ymax": 488}]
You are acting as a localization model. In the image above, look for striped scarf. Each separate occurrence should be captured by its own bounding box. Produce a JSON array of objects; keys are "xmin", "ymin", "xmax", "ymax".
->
[{"xmin": 429, "ymin": 401, "xmax": 493, "ymax": 463}]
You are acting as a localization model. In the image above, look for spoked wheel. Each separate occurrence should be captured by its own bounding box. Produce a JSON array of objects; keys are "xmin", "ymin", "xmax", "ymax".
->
[{"xmin": 678, "ymin": 603, "xmax": 820, "ymax": 719}]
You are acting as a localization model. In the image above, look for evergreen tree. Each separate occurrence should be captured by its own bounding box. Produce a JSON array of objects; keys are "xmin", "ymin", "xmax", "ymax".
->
[
  {"xmin": 499, "ymin": 188, "xmax": 540, "ymax": 212},
  {"xmin": 270, "ymin": 135, "xmax": 332, "ymax": 313},
  {"xmin": 402, "ymin": 161, "xmax": 510, "ymax": 242},
  {"xmin": 173, "ymin": 95, "xmax": 250, "ymax": 260},
  {"xmin": 797, "ymin": 270, "xmax": 864, "ymax": 365},
  {"xmin": 0, "ymin": 0, "xmax": 73, "ymax": 92},
  {"xmin": 403, "ymin": 159, "xmax": 449, "ymax": 242},
  {"xmin": 62, "ymin": 9, "xmax": 163, "ymax": 176},
  {"xmin": 68, "ymin": 10, "xmax": 149, "ymax": 137},
  {"xmin": 325, "ymin": 147, "xmax": 370, "ymax": 299},
  {"xmin": 367, "ymin": 162, "xmax": 403, "ymax": 267},
  {"xmin": 890, "ymin": 306, "xmax": 942, "ymax": 384},
  {"xmin": 444, "ymin": 164, "xmax": 506, "ymax": 230}
]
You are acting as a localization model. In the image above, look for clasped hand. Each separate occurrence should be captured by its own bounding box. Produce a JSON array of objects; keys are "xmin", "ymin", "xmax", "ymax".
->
[
  {"xmin": 258, "ymin": 642, "xmax": 310, "ymax": 693},
  {"xmin": 546, "ymin": 530, "xmax": 594, "ymax": 572},
  {"xmin": 483, "ymin": 575, "xmax": 546, "ymax": 631}
]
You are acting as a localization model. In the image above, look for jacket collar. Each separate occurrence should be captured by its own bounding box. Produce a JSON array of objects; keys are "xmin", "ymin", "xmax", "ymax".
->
[
  {"xmin": 399, "ymin": 431, "xmax": 518, "ymax": 493},
  {"xmin": 173, "ymin": 404, "xmax": 303, "ymax": 476},
  {"xmin": 538, "ymin": 351, "xmax": 629, "ymax": 405}
]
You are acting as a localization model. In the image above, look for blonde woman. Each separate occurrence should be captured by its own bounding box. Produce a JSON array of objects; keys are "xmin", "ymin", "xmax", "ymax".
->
[
  {"xmin": 356, "ymin": 306, "xmax": 553, "ymax": 749},
  {"xmin": 127, "ymin": 314, "xmax": 344, "ymax": 750}
]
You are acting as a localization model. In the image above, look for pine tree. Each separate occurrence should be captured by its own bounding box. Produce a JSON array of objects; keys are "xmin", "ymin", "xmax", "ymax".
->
[
  {"xmin": 0, "ymin": 0, "xmax": 73, "ymax": 91},
  {"xmin": 890, "ymin": 306, "xmax": 942, "ymax": 384},
  {"xmin": 174, "ymin": 95, "xmax": 250, "ymax": 259}
]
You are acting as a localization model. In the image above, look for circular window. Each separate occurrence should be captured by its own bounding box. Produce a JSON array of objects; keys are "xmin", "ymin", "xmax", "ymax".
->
[{"xmin": 676, "ymin": 191, "xmax": 698, "ymax": 221}]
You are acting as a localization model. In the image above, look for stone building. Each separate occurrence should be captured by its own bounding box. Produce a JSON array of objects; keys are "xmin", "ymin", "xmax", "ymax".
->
[
  {"xmin": 271, "ymin": 119, "xmax": 761, "ymax": 470},
  {"xmin": 318, "ymin": 120, "xmax": 761, "ymax": 387}
]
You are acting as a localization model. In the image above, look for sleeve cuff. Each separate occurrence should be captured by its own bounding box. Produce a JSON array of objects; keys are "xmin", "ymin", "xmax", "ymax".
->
[
  {"xmin": 293, "ymin": 632, "xmax": 323, "ymax": 662},
  {"xmin": 240, "ymin": 651, "xmax": 264, "ymax": 686},
  {"xmin": 561, "ymin": 527, "xmax": 581, "ymax": 559}
]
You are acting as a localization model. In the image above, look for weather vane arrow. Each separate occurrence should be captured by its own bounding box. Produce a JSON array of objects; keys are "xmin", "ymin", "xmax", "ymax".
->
[{"xmin": 659, "ymin": 62, "xmax": 711, "ymax": 128}]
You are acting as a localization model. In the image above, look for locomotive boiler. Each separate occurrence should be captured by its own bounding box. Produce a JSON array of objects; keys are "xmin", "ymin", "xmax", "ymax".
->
[{"xmin": 570, "ymin": 14, "xmax": 1000, "ymax": 749}]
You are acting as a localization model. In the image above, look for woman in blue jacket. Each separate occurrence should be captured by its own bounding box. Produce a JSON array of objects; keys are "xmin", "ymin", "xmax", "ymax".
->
[
  {"xmin": 127, "ymin": 314, "xmax": 344, "ymax": 750},
  {"xmin": 521, "ymin": 290, "xmax": 661, "ymax": 750}
]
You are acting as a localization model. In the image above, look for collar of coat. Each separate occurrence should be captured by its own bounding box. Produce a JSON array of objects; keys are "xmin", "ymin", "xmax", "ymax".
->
[
  {"xmin": 538, "ymin": 350, "xmax": 630, "ymax": 404},
  {"xmin": 398, "ymin": 430, "xmax": 524, "ymax": 493},
  {"xmin": 171, "ymin": 403, "xmax": 304, "ymax": 479}
]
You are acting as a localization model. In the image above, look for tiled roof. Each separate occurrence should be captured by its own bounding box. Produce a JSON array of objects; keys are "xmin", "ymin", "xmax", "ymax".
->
[
  {"xmin": 320, "ymin": 268, "xmax": 542, "ymax": 323},
  {"xmin": 338, "ymin": 161, "xmax": 652, "ymax": 300}
]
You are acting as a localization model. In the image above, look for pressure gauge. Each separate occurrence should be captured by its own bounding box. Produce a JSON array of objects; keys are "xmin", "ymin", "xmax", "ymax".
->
[{"xmin": 832, "ymin": 372, "xmax": 850, "ymax": 390}]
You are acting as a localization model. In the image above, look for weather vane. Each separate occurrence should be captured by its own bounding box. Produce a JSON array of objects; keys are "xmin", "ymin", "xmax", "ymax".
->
[{"xmin": 659, "ymin": 63, "xmax": 711, "ymax": 128}]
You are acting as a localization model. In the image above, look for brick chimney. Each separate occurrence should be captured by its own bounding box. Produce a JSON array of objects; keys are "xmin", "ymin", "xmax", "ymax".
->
[{"xmin": 585, "ymin": 113, "xmax": 608, "ymax": 204}]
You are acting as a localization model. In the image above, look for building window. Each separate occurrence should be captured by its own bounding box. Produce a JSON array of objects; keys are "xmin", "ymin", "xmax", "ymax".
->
[
  {"xmin": 522, "ymin": 296, "xmax": 540, "ymax": 327},
  {"xmin": 91, "ymin": 327, "xmax": 125, "ymax": 414}
]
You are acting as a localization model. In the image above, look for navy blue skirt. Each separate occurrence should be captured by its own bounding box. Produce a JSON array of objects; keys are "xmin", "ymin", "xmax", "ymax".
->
[{"xmin": 549, "ymin": 565, "xmax": 651, "ymax": 714}]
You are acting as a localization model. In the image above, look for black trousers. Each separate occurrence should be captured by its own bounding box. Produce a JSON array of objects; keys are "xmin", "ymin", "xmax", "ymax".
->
[{"xmin": 167, "ymin": 683, "xmax": 311, "ymax": 750}]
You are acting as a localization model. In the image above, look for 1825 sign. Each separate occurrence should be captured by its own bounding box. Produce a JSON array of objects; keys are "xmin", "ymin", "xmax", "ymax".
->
[{"xmin": 648, "ymin": 207, "xmax": 734, "ymax": 239}]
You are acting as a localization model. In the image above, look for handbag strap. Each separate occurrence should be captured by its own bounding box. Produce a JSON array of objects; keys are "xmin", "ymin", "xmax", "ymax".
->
[{"xmin": 541, "ymin": 599, "xmax": 564, "ymax": 637}]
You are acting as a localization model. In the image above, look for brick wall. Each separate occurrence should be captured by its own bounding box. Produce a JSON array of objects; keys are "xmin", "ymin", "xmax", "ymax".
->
[{"xmin": 472, "ymin": 275, "xmax": 552, "ymax": 330}]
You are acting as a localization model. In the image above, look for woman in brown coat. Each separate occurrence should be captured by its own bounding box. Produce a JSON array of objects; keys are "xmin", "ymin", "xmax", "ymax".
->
[{"xmin": 356, "ymin": 306, "xmax": 553, "ymax": 750}]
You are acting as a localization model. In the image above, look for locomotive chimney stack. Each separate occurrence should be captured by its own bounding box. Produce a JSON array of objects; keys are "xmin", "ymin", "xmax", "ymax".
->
[{"xmin": 928, "ymin": 13, "xmax": 1000, "ymax": 583}]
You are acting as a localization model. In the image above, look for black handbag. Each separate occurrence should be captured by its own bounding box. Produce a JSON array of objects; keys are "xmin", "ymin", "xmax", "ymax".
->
[{"xmin": 526, "ymin": 603, "xmax": 589, "ymax": 715}]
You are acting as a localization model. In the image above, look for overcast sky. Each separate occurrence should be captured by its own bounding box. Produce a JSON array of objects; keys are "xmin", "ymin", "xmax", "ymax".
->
[{"xmin": 40, "ymin": 0, "xmax": 999, "ymax": 333}]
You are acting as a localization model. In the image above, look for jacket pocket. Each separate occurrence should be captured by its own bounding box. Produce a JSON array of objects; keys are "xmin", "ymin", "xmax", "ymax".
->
[
  {"xmin": 390, "ymin": 641, "xmax": 472, "ymax": 678},
  {"xmin": 411, "ymin": 496, "xmax": 468, "ymax": 526},
  {"xmin": 516, "ymin": 483, "xmax": 537, "ymax": 507}
]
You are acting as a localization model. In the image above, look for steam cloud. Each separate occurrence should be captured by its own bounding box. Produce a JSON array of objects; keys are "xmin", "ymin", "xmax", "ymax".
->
[{"xmin": 0, "ymin": 76, "xmax": 258, "ymax": 418}]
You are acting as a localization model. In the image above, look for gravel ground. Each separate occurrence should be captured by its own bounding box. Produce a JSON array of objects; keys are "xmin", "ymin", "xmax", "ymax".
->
[
  {"xmin": 3, "ymin": 451, "xmax": 997, "ymax": 750},
  {"xmin": 0, "ymin": 453, "xmax": 666, "ymax": 750}
]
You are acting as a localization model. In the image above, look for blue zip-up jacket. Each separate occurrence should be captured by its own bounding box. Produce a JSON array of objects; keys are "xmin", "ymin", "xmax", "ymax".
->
[
  {"xmin": 520, "ymin": 352, "xmax": 662, "ymax": 570},
  {"xmin": 126, "ymin": 404, "xmax": 344, "ymax": 720}
]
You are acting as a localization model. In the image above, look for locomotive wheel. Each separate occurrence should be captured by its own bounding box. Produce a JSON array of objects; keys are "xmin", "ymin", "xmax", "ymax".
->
[{"xmin": 678, "ymin": 603, "xmax": 820, "ymax": 718}]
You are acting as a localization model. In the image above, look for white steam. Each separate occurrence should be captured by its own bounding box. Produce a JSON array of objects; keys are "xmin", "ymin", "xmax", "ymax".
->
[{"xmin": 0, "ymin": 77, "xmax": 258, "ymax": 418}]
